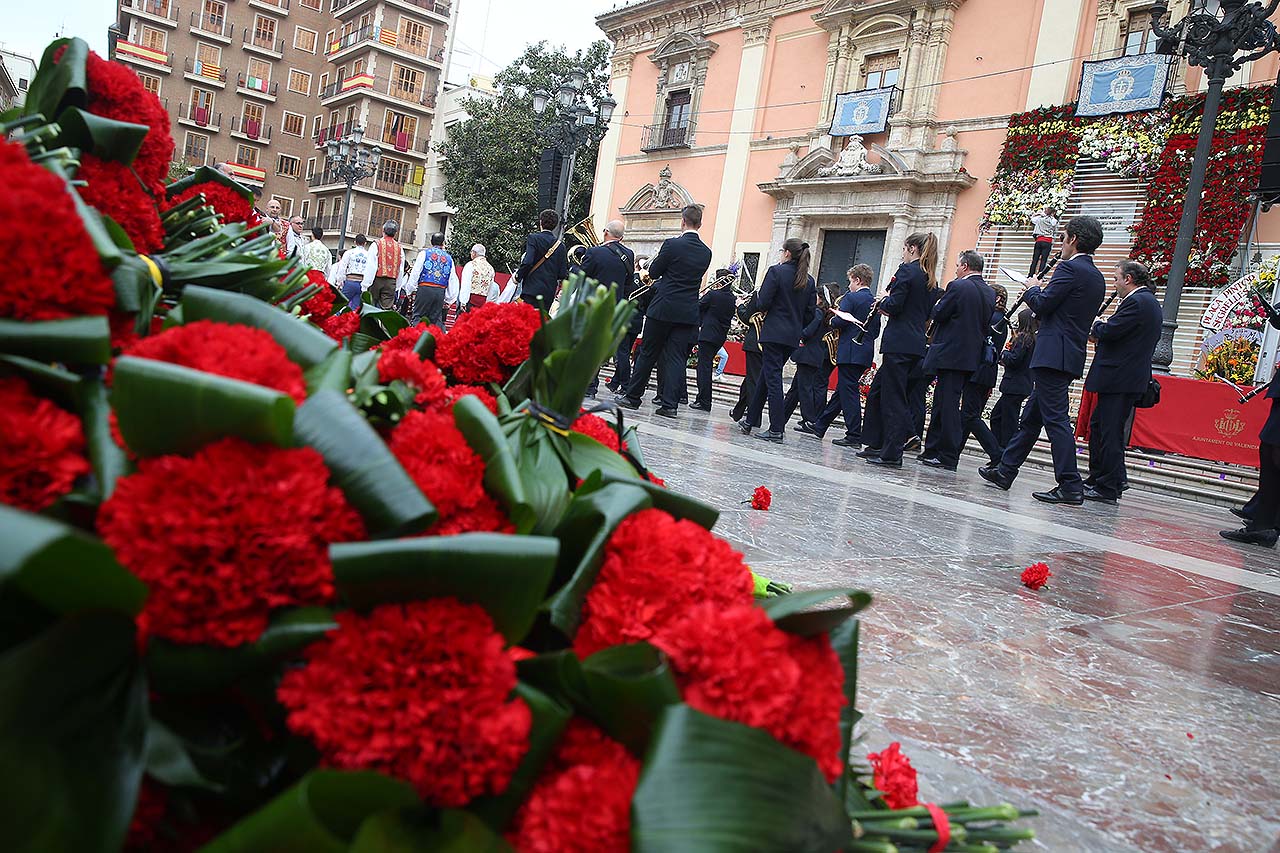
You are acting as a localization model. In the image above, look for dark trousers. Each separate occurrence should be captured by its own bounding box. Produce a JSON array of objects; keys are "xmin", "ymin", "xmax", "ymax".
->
[
  {"xmin": 907, "ymin": 372, "xmax": 929, "ymax": 438},
  {"xmin": 746, "ymin": 342, "xmax": 796, "ymax": 433},
  {"xmin": 371, "ymin": 276, "xmax": 397, "ymax": 310},
  {"xmin": 731, "ymin": 350, "xmax": 762, "ymax": 420},
  {"xmin": 989, "ymin": 393, "xmax": 1028, "ymax": 448},
  {"xmin": 1029, "ymin": 240, "xmax": 1053, "ymax": 277},
  {"xmin": 815, "ymin": 362, "xmax": 867, "ymax": 440},
  {"xmin": 623, "ymin": 319, "xmax": 696, "ymax": 411},
  {"xmin": 961, "ymin": 383, "xmax": 1003, "ymax": 464},
  {"xmin": 1086, "ymin": 392, "xmax": 1139, "ymax": 499},
  {"xmin": 608, "ymin": 332, "xmax": 638, "ymax": 391},
  {"xmin": 1250, "ymin": 440, "xmax": 1280, "ymax": 530},
  {"xmin": 862, "ymin": 353, "xmax": 918, "ymax": 461},
  {"xmin": 694, "ymin": 336, "xmax": 726, "ymax": 407},
  {"xmin": 923, "ymin": 369, "xmax": 969, "ymax": 467},
  {"xmin": 997, "ymin": 367, "xmax": 1081, "ymax": 492},
  {"xmin": 785, "ymin": 364, "xmax": 828, "ymax": 424},
  {"xmin": 413, "ymin": 285, "xmax": 446, "ymax": 326}
]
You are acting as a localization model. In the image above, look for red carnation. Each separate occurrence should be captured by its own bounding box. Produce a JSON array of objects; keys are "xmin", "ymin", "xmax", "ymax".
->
[
  {"xmin": 750, "ymin": 486, "xmax": 772, "ymax": 510},
  {"xmin": 277, "ymin": 598, "xmax": 531, "ymax": 807},
  {"xmin": 121, "ymin": 320, "xmax": 307, "ymax": 404},
  {"xmin": 443, "ymin": 384, "xmax": 498, "ymax": 413},
  {"xmin": 506, "ymin": 719, "xmax": 639, "ymax": 853},
  {"xmin": 98, "ymin": 438, "xmax": 365, "ymax": 647},
  {"xmin": 645, "ymin": 472, "xmax": 665, "ymax": 487},
  {"xmin": 388, "ymin": 409, "xmax": 512, "ymax": 536},
  {"xmin": 0, "ymin": 377, "xmax": 91, "ymax": 511},
  {"xmin": 378, "ymin": 349, "xmax": 449, "ymax": 407},
  {"xmin": 867, "ymin": 742, "xmax": 920, "ymax": 809},
  {"xmin": 319, "ymin": 312, "xmax": 360, "ymax": 343},
  {"xmin": 573, "ymin": 508, "xmax": 755, "ymax": 657},
  {"xmin": 79, "ymin": 50, "xmax": 174, "ymax": 194},
  {"xmin": 75, "ymin": 154, "xmax": 164, "ymax": 253},
  {"xmin": 0, "ymin": 139, "xmax": 116, "ymax": 322},
  {"xmin": 434, "ymin": 301, "xmax": 540, "ymax": 384},
  {"xmin": 653, "ymin": 603, "xmax": 846, "ymax": 782},
  {"xmin": 1020, "ymin": 562, "xmax": 1052, "ymax": 590},
  {"xmin": 296, "ymin": 270, "xmax": 335, "ymax": 318},
  {"xmin": 572, "ymin": 413, "xmax": 626, "ymax": 453},
  {"xmin": 376, "ymin": 322, "xmax": 434, "ymax": 354},
  {"xmin": 167, "ymin": 180, "xmax": 254, "ymax": 225}
]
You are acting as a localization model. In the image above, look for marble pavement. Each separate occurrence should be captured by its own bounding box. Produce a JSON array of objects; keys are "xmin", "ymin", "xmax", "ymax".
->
[{"xmin": 620, "ymin": 403, "xmax": 1280, "ymax": 853}]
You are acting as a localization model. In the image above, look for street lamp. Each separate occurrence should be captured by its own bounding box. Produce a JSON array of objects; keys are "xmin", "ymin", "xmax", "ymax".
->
[
  {"xmin": 1149, "ymin": 0, "xmax": 1280, "ymax": 373},
  {"xmin": 531, "ymin": 68, "xmax": 618, "ymax": 232},
  {"xmin": 322, "ymin": 127, "xmax": 383, "ymax": 254}
]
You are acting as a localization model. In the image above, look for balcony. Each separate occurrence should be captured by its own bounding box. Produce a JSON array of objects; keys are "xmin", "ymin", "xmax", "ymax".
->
[
  {"xmin": 308, "ymin": 168, "xmax": 423, "ymax": 202},
  {"xmin": 305, "ymin": 213, "xmax": 346, "ymax": 232},
  {"xmin": 178, "ymin": 103, "xmax": 222, "ymax": 132},
  {"xmin": 325, "ymin": 24, "xmax": 445, "ymax": 67},
  {"xmin": 314, "ymin": 120, "xmax": 355, "ymax": 145},
  {"xmin": 247, "ymin": 0, "xmax": 289, "ymax": 14},
  {"xmin": 114, "ymin": 41, "xmax": 173, "ymax": 73},
  {"xmin": 333, "ymin": 0, "xmax": 449, "ymax": 23},
  {"xmin": 241, "ymin": 29, "xmax": 284, "ymax": 59},
  {"xmin": 324, "ymin": 23, "xmax": 375, "ymax": 58},
  {"xmin": 320, "ymin": 73, "xmax": 438, "ymax": 111},
  {"xmin": 236, "ymin": 71, "xmax": 278, "ymax": 101},
  {"xmin": 189, "ymin": 10, "xmax": 231, "ymax": 42},
  {"xmin": 120, "ymin": 0, "xmax": 178, "ymax": 27},
  {"xmin": 230, "ymin": 116, "xmax": 272, "ymax": 143},
  {"xmin": 216, "ymin": 160, "xmax": 266, "ymax": 185},
  {"xmin": 640, "ymin": 122, "xmax": 693, "ymax": 151},
  {"xmin": 183, "ymin": 57, "xmax": 226, "ymax": 86},
  {"xmin": 374, "ymin": 122, "xmax": 430, "ymax": 157}
]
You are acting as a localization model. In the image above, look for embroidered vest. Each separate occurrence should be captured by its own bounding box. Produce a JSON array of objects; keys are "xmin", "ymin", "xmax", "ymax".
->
[
  {"xmin": 470, "ymin": 258, "xmax": 496, "ymax": 295},
  {"xmin": 375, "ymin": 235, "xmax": 403, "ymax": 278},
  {"xmin": 417, "ymin": 248, "xmax": 453, "ymax": 287}
]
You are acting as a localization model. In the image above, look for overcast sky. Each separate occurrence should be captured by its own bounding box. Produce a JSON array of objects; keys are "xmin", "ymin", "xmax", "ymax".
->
[{"xmin": 1, "ymin": 0, "xmax": 112, "ymax": 62}]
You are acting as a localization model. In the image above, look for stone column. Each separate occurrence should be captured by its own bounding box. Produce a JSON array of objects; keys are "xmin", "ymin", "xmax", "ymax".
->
[
  {"xmin": 710, "ymin": 18, "xmax": 771, "ymax": 262},
  {"xmin": 590, "ymin": 51, "xmax": 634, "ymax": 228}
]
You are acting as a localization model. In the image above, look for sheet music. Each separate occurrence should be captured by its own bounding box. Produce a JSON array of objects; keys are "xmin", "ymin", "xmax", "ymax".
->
[{"xmin": 1000, "ymin": 267, "xmax": 1031, "ymax": 285}]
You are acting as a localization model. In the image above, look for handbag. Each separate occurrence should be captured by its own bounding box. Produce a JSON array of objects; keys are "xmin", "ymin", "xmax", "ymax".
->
[{"xmin": 1136, "ymin": 377, "xmax": 1161, "ymax": 409}]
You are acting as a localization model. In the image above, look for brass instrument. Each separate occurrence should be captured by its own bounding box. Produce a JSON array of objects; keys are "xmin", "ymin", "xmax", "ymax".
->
[
  {"xmin": 565, "ymin": 214, "xmax": 600, "ymax": 249},
  {"xmin": 823, "ymin": 329, "xmax": 840, "ymax": 362},
  {"xmin": 748, "ymin": 311, "xmax": 765, "ymax": 338},
  {"xmin": 699, "ymin": 272, "xmax": 737, "ymax": 298}
]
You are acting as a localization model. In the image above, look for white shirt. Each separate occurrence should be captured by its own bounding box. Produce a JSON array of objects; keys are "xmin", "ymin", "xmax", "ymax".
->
[
  {"xmin": 285, "ymin": 227, "xmax": 302, "ymax": 257},
  {"xmin": 332, "ymin": 247, "xmax": 370, "ymax": 287}
]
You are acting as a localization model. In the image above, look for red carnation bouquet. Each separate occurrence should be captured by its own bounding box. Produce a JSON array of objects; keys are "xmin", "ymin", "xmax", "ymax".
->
[
  {"xmin": 750, "ymin": 485, "xmax": 772, "ymax": 510},
  {"xmin": 435, "ymin": 301, "xmax": 541, "ymax": 384},
  {"xmin": 167, "ymin": 180, "xmax": 255, "ymax": 225},
  {"xmin": 0, "ymin": 377, "xmax": 91, "ymax": 511},
  {"xmin": 867, "ymin": 742, "xmax": 920, "ymax": 809}
]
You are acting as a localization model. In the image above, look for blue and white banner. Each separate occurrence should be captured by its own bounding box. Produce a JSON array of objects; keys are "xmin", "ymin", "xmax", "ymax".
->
[
  {"xmin": 1076, "ymin": 54, "xmax": 1172, "ymax": 117},
  {"xmin": 829, "ymin": 86, "xmax": 896, "ymax": 137}
]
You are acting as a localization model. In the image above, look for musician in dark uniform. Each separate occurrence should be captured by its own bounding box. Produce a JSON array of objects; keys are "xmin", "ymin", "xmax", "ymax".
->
[
  {"xmin": 615, "ymin": 205, "xmax": 713, "ymax": 417},
  {"xmin": 516, "ymin": 209, "xmax": 569, "ymax": 310},
  {"xmin": 789, "ymin": 288, "xmax": 834, "ymax": 432},
  {"xmin": 1080, "ymin": 259, "xmax": 1162, "ymax": 505},
  {"xmin": 813, "ymin": 264, "xmax": 879, "ymax": 446},
  {"xmin": 858, "ymin": 232, "xmax": 939, "ymax": 467},
  {"xmin": 958, "ymin": 281, "xmax": 1009, "ymax": 467},
  {"xmin": 919, "ymin": 249, "xmax": 995, "ymax": 471},
  {"xmin": 692, "ymin": 269, "xmax": 737, "ymax": 411},
  {"xmin": 989, "ymin": 308, "xmax": 1036, "ymax": 448},
  {"xmin": 980, "ymin": 215, "xmax": 1106, "ymax": 504},
  {"xmin": 581, "ymin": 220, "xmax": 636, "ymax": 399},
  {"xmin": 737, "ymin": 237, "xmax": 817, "ymax": 441},
  {"xmin": 729, "ymin": 288, "xmax": 763, "ymax": 422},
  {"xmin": 607, "ymin": 256, "xmax": 648, "ymax": 394},
  {"xmin": 1221, "ymin": 293, "xmax": 1280, "ymax": 546}
]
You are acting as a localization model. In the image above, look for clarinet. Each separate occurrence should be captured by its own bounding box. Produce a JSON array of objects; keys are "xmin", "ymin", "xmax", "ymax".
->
[
  {"xmin": 999, "ymin": 253, "xmax": 1061, "ymax": 327},
  {"xmin": 1096, "ymin": 290, "xmax": 1118, "ymax": 318},
  {"xmin": 1239, "ymin": 378, "xmax": 1275, "ymax": 404}
]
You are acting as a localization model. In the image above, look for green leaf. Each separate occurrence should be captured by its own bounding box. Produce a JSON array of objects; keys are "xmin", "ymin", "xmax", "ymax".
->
[
  {"xmin": 111, "ymin": 356, "xmax": 296, "ymax": 456},
  {"xmin": 0, "ymin": 316, "xmax": 111, "ymax": 365},
  {"xmin": 0, "ymin": 354, "xmax": 82, "ymax": 408},
  {"xmin": 761, "ymin": 588, "xmax": 872, "ymax": 637},
  {"xmin": 330, "ymin": 534, "xmax": 559, "ymax": 644},
  {"xmin": 0, "ymin": 504, "xmax": 146, "ymax": 617},
  {"xmin": 26, "ymin": 37, "xmax": 88, "ymax": 120},
  {"xmin": 294, "ymin": 391, "xmax": 436, "ymax": 537},
  {"xmin": 411, "ymin": 327, "xmax": 436, "ymax": 359},
  {"xmin": 358, "ymin": 309, "xmax": 410, "ymax": 341},
  {"xmin": 77, "ymin": 378, "xmax": 130, "ymax": 501},
  {"xmin": 146, "ymin": 607, "xmax": 337, "ymax": 694},
  {"xmin": 180, "ymin": 286, "xmax": 338, "ymax": 368},
  {"xmin": 514, "ymin": 420, "xmax": 572, "ymax": 535},
  {"xmin": 632, "ymin": 705, "xmax": 851, "ymax": 853},
  {"xmin": 59, "ymin": 107, "xmax": 147, "ymax": 163},
  {"xmin": 558, "ymin": 430, "xmax": 640, "ymax": 482},
  {"xmin": 0, "ymin": 611, "xmax": 147, "ymax": 853},
  {"xmin": 304, "ymin": 349, "xmax": 353, "ymax": 396},
  {"xmin": 545, "ymin": 482, "xmax": 652, "ymax": 637},
  {"xmin": 580, "ymin": 643, "xmax": 681, "ymax": 755},
  {"xmin": 453, "ymin": 396, "xmax": 534, "ymax": 533},
  {"xmin": 597, "ymin": 472, "xmax": 718, "ymax": 530},
  {"xmin": 350, "ymin": 809, "xmax": 514, "ymax": 853},
  {"xmin": 199, "ymin": 770, "xmax": 420, "ymax": 853},
  {"xmin": 830, "ymin": 619, "xmax": 872, "ymax": 814},
  {"xmin": 144, "ymin": 718, "xmax": 223, "ymax": 792}
]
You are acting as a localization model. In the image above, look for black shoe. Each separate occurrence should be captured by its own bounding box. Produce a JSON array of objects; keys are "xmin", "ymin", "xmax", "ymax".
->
[
  {"xmin": 651, "ymin": 396, "xmax": 661, "ymax": 404},
  {"xmin": 1229, "ymin": 506, "xmax": 1252, "ymax": 520},
  {"xmin": 919, "ymin": 457, "xmax": 956, "ymax": 471},
  {"xmin": 756, "ymin": 430, "xmax": 784, "ymax": 444},
  {"xmin": 728, "ymin": 410, "xmax": 743, "ymax": 422},
  {"xmin": 614, "ymin": 395, "xmax": 640, "ymax": 410},
  {"xmin": 1033, "ymin": 486, "xmax": 1084, "ymax": 506},
  {"xmin": 865, "ymin": 456, "xmax": 902, "ymax": 468},
  {"xmin": 978, "ymin": 465, "xmax": 1012, "ymax": 491},
  {"xmin": 1083, "ymin": 486, "xmax": 1118, "ymax": 506},
  {"xmin": 832, "ymin": 437, "xmax": 862, "ymax": 448},
  {"xmin": 736, "ymin": 418, "xmax": 752, "ymax": 435},
  {"xmin": 794, "ymin": 421, "xmax": 818, "ymax": 435},
  {"xmin": 654, "ymin": 407, "xmax": 677, "ymax": 419},
  {"xmin": 1218, "ymin": 527, "xmax": 1279, "ymax": 548},
  {"xmin": 855, "ymin": 447, "xmax": 882, "ymax": 459},
  {"xmin": 904, "ymin": 435, "xmax": 922, "ymax": 452},
  {"xmin": 690, "ymin": 401, "xmax": 712, "ymax": 412}
]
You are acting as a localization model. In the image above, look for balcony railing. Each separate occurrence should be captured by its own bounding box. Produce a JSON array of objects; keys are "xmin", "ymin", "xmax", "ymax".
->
[
  {"xmin": 640, "ymin": 122, "xmax": 693, "ymax": 151},
  {"xmin": 178, "ymin": 103, "xmax": 222, "ymax": 130},
  {"xmin": 231, "ymin": 116, "xmax": 272, "ymax": 142},
  {"xmin": 242, "ymin": 29, "xmax": 285, "ymax": 56},
  {"xmin": 325, "ymin": 23, "xmax": 375, "ymax": 55},
  {"xmin": 374, "ymin": 122, "xmax": 429, "ymax": 154},
  {"xmin": 333, "ymin": 0, "xmax": 449, "ymax": 17},
  {"xmin": 308, "ymin": 168, "xmax": 421, "ymax": 199},
  {"xmin": 305, "ymin": 213, "xmax": 346, "ymax": 231},
  {"xmin": 114, "ymin": 41, "xmax": 173, "ymax": 71},
  {"xmin": 248, "ymin": 0, "xmax": 290, "ymax": 12},
  {"xmin": 237, "ymin": 72, "xmax": 278, "ymax": 98},
  {"xmin": 189, "ymin": 10, "xmax": 230, "ymax": 38},
  {"xmin": 184, "ymin": 57, "xmax": 226, "ymax": 83},
  {"xmin": 324, "ymin": 24, "xmax": 445, "ymax": 64},
  {"xmin": 121, "ymin": 0, "xmax": 178, "ymax": 24}
]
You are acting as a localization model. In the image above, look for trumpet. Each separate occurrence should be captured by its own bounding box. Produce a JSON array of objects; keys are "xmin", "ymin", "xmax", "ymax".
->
[{"xmin": 629, "ymin": 266, "xmax": 654, "ymax": 302}]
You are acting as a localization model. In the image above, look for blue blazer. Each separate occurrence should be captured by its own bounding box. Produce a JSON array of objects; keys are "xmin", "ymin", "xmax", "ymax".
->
[
  {"xmin": 645, "ymin": 231, "xmax": 713, "ymax": 326},
  {"xmin": 999, "ymin": 337, "xmax": 1035, "ymax": 395},
  {"xmin": 971, "ymin": 304, "xmax": 1008, "ymax": 389},
  {"xmin": 879, "ymin": 260, "xmax": 933, "ymax": 357},
  {"xmin": 922, "ymin": 275, "xmax": 993, "ymax": 374},
  {"xmin": 756, "ymin": 260, "xmax": 817, "ymax": 347},
  {"xmin": 580, "ymin": 241, "xmax": 635, "ymax": 295},
  {"xmin": 791, "ymin": 310, "xmax": 832, "ymax": 367},
  {"xmin": 1025, "ymin": 253, "xmax": 1106, "ymax": 377},
  {"xmin": 698, "ymin": 286, "xmax": 736, "ymax": 343},
  {"xmin": 831, "ymin": 287, "xmax": 879, "ymax": 366},
  {"xmin": 517, "ymin": 230, "xmax": 569, "ymax": 306},
  {"xmin": 1084, "ymin": 286, "xmax": 1163, "ymax": 394}
]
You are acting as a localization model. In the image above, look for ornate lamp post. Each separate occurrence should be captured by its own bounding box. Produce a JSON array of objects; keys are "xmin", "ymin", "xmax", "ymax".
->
[
  {"xmin": 531, "ymin": 70, "xmax": 617, "ymax": 232},
  {"xmin": 1149, "ymin": 0, "xmax": 1280, "ymax": 373},
  {"xmin": 323, "ymin": 126, "xmax": 382, "ymax": 254}
]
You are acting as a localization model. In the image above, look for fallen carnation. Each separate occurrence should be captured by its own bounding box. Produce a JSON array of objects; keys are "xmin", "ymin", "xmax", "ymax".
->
[
  {"xmin": 1020, "ymin": 562, "xmax": 1052, "ymax": 591},
  {"xmin": 867, "ymin": 742, "xmax": 920, "ymax": 809},
  {"xmin": 750, "ymin": 485, "xmax": 772, "ymax": 510}
]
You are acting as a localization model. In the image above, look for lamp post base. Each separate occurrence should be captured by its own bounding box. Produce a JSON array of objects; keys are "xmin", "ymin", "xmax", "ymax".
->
[{"xmin": 1152, "ymin": 319, "xmax": 1178, "ymax": 375}]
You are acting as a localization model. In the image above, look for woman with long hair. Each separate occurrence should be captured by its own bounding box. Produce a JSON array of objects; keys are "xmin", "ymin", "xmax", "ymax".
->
[
  {"xmin": 738, "ymin": 237, "xmax": 818, "ymax": 442},
  {"xmin": 858, "ymin": 231, "xmax": 937, "ymax": 466},
  {"xmin": 989, "ymin": 306, "xmax": 1037, "ymax": 448}
]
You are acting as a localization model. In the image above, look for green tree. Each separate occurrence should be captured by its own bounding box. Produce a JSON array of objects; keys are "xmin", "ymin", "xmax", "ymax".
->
[{"xmin": 437, "ymin": 40, "xmax": 612, "ymax": 271}]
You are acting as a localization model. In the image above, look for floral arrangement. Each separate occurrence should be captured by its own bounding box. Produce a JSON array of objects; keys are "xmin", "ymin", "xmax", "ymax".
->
[
  {"xmin": 1197, "ymin": 332, "xmax": 1263, "ymax": 386},
  {"xmin": 0, "ymin": 37, "xmax": 1039, "ymax": 853},
  {"xmin": 981, "ymin": 169, "xmax": 1074, "ymax": 230},
  {"xmin": 1077, "ymin": 110, "xmax": 1170, "ymax": 179}
]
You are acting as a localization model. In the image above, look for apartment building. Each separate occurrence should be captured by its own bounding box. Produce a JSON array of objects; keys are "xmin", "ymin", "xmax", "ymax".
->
[
  {"xmin": 1, "ymin": 49, "xmax": 37, "ymax": 110},
  {"xmin": 110, "ymin": 0, "xmax": 457, "ymax": 251},
  {"xmin": 420, "ymin": 72, "xmax": 495, "ymax": 236}
]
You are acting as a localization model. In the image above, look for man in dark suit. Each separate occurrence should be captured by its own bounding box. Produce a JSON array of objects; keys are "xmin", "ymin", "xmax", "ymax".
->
[
  {"xmin": 920, "ymin": 250, "xmax": 994, "ymax": 471},
  {"xmin": 692, "ymin": 269, "xmax": 736, "ymax": 411},
  {"xmin": 959, "ymin": 281, "xmax": 1009, "ymax": 466},
  {"xmin": 581, "ymin": 220, "xmax": 636, "ymax": 399},
  {"xmin": 516, "ymin": 209, "xmax": 569, "ymax": 309},
  {"xmin": 1081, "ymin": 260, "xmax": 1162, "ymax": 504},
  {"xmin": 607, "ymin": 256, "xmax": 648, "ymax": 393},
  {"xmin": 814, "ymin": 264, "xmax": 879, "ymax": 446},
  {"xmin": 980, "ymin": 215, "xmax": 1106, "ymax": 504},
  {"xmin": 1221, "ymin": 296, "xmax": 1280, "ymax": 548},
  {"xmin": 729, "ymin": 289, "xmax": 763, "ymax": 421},
  {"xmin": 615, "ymin": 204, "xmax": 712, "ymax": 417}
]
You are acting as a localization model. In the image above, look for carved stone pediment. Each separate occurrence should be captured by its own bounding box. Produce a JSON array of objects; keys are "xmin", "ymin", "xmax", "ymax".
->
[
  {"xmin": 814, "ymin": 0, "xmax": 966, "ymax": 28},
  {"xmin": 620, "ymin": 164, "xmax": 695, "ymax": 213},
  {"xmin": 649, "ymin": 31, "xmax": 718, "ymax": 64}
]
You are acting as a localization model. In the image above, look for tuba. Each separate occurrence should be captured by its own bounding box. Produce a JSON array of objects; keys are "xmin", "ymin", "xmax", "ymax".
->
[
  {"xmin": 565, "ymin": 214, "xmax": 600, "ymax": 249},
  {"xmin": 823, "ymin": 329, "xmax": 840, "ymax": 363}
]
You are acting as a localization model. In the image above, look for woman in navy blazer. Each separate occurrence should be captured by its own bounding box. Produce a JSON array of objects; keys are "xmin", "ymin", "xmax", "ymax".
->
[
  {"xmin": 739, "ymin": 237, "xmax": 817, "ymax": 441},
  {"xmin": 989, "ymin": 308, "xmax": 1036, "ymax": 448}
]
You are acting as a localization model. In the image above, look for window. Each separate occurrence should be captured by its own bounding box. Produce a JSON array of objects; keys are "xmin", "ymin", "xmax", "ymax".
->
[
  {"xmin": 312, "ymin": 115, "xmax": 322, "ymax": 138},
  {"xmin": 252, "ymin": 15, "xmax": 277, "ymax": 50},
  {"xmin": 183, "ymin": 132, "xmax": 209, "ymax": 165},
  {"xmin": 270, "ymin": 196, "xmax": 293, "ymax": 217},
  {"xmin": 391, "ymin": 64, "xmax": 422, "ymax": 99},
  {"xmin": 241, "ymin": 102, "xmax": 265, "ymax": 138},
  {"xmin": 299, "ymin": 0, "xmax": 320, "ymax": 8},
  {"xmin": 282, "ymin": 111, "xmax": 305, "ymax": 136},
  {"xmin": 140, "ymin": 26, "xmax": 166, "ymax": 51},
  {"xmin": 306, "ymin": 157, "xmax": 317, "ymax": 179},
  {"xmin": 316, "ymin": 197, "xmax": 328, "ymax": 220},
  {"xmin": 235, "ymin": 144, "xmax": 260, "ymax": 168},
  {"xmin": 196, "ymin": 42, "xmax": 221, "ymax": 67},
  {"xmin": 138, "ymin": 73, "xmax": 161, "ymax": 95},
  {"xmin": 277, "ymin": 154, "xmax": 301, "ymax": 178},
  {"xmin": 353, "ymin": 58, "xmax": 367, "ymax": 76},
  {"xmin": 299, "ymin": 199, "xmax": 310, "ymax": 218},
  {"xmin": 326, "ymin": 29, "xmax": 336, "ymax": 51},
  {"xmin": 376, "ymin": 157, "xmax": 411, "ymax": 188},
  {"xmin": 382, "ymin": 109, "xmax": 418, "ymax": 147},
  {"xmin": 368, "ymin": 202, "xmax": 404, "ymax": 233},
  {"xmin": 399, "ymin": 19, "xmax": 430, "ymax": 51},
  {"xmin": 189, "ymin": 87, "xmax": 214, "ymax": 122},
  {"xmin": 203, "ymin": 0, "xmax": 225, "ymax": 28},
  {"xmin": 1124, "ymin": 10, "xmax": 1156, "ymax": 56},
  {"xmin": 663, "ymin": 89, "xmax": 691, "ymax": 131},
  {"xmin": 288, "ymin": 69, "xmax": 312, "ymax": 95},
  {"xmin": 358, "ymin": 12, "xmax": 373, "ymax": 31},
  {"xmin": 864, "ymin": 52, "xmax": 900, "ymax": 89},
  {"xmin": 246, "ymin": 58, "xmax": 271, "ymax": 89},
  {"xmin": 319, "ymin": 72, "xmax": 329, "ymax": 92},
  {"xmin": 294, "ymin": 27, "xmax": 317, "ymax": 53}
]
